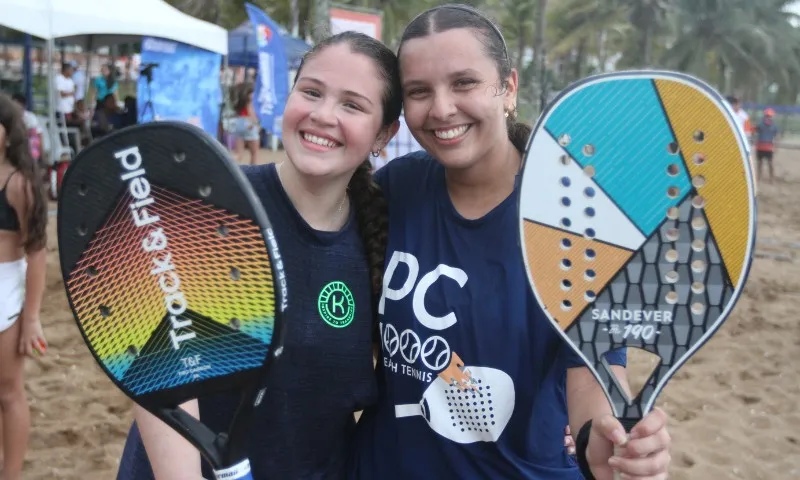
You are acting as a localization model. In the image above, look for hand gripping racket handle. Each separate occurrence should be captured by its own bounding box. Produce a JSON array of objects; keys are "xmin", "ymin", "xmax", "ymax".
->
[{"xmin": 212, "ymin": 459, "xmax": 255, "ymax": 480}]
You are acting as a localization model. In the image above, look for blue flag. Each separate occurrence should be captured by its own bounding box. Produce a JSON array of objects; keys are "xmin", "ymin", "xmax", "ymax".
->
[{"xmin": 244, "ymin": 3, "xmax": 289, "ymax": 139}]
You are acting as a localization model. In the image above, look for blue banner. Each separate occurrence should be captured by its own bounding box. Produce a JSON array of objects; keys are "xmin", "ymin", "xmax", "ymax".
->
[
  {"xmin": 244, "ymin": 3, "xmax": 289, "ymax": 139},
  {"xmin": 138, "ymin": 37, "xmax": 222, "ymax": 137}
]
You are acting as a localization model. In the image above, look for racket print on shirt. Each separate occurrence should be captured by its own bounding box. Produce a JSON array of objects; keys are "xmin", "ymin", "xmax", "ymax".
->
[{"xmin": 378, "ymin": 251, "xmax": 516, "ymax": 445}]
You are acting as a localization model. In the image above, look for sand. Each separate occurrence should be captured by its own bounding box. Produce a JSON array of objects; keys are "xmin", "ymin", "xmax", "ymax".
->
[{"xmin": 14, "ymin": 147, "xmax": 800, "ymax": 479}]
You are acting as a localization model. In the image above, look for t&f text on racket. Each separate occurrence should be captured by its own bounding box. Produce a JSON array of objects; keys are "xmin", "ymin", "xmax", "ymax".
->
[{"xmin": 114, "ymin": 145, "xmax": 197, "ymax": 350}]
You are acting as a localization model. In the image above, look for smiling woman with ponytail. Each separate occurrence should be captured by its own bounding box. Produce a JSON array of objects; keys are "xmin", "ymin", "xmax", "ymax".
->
[{"xmin": 347, "ymin": 4, "xmax": 672, "ymax": 480}]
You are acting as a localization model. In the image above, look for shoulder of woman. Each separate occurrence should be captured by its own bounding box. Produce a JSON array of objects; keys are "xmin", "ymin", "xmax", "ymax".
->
[{"xmin": 6, "ymin": 171, "xmax": 32, "ymax": 208}]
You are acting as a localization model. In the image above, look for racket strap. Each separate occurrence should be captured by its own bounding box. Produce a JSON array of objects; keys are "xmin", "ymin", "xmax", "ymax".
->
[{"xmin": 575, "ymin": 419, "xmax": 595, "ymax": 480}]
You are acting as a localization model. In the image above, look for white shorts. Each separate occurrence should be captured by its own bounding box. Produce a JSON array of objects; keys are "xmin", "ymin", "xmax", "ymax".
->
[{"xmin": 0, "ymin": 258, "xmax": 26, "ymax": 334}]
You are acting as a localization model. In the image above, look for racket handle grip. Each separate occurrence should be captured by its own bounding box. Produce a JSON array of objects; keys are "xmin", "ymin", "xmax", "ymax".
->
[
  {"xmin": 613, "ymin": 417, "xmax": 638, "ymax": 480},
  {"xmin": 212, "ymin": 458, "xmax": 254, "ymax": 480}
]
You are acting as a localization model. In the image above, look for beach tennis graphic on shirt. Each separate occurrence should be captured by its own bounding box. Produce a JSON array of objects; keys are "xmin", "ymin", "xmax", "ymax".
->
[
  {"xmin": 393, "ymin": 352, "xmax": 515, "ymax": 444},
  {"xmin": 379, "ymin": 253, "xmax": 517, "ymax": 444},
  {"xmin": 518, "ymin": 72, "xmax": 754, "ymax": 420}
]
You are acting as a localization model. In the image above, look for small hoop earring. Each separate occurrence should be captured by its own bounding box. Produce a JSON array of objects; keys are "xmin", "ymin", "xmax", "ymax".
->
[
  {"xmin": 504, "ymin": 111, "xmax": 509, "ymax": 118},
  {"xmin": 371, "ymin": 150, "xmax": 380, "ymax": 157}
]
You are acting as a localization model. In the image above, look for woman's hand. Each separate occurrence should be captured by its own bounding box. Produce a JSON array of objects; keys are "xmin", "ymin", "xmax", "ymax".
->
[
  {"xmin": 586, "ymin": 407, "xmax": 671, "ymax": 479},
  {"xmin": 18, "ymin": 313, "xmax": 47, "ymax": 357}
]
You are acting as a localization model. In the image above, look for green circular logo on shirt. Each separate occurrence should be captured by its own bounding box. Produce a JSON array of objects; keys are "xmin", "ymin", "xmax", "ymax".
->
[{"xmin": 317, "ymin": 281, "xmax": 355, "ymax": 328}]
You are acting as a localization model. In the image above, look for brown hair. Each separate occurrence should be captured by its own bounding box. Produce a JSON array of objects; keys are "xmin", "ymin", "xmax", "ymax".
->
[{"xmin": 0, "ymin": 93, "xmax": 47, "ymax": 250}]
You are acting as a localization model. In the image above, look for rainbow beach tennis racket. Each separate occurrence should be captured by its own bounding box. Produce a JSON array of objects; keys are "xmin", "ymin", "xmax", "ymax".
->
[
  {"xmin": 518, "ymin": 71, "xmax": 756, "ymax": 433},
  {"xmin": 57, "ymin": 122, "xmax": 286, "ymax": 480}
]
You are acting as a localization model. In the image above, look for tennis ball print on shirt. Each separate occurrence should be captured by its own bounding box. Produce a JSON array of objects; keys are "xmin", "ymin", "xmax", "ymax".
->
[{"xmin": 378, "ymin": 251, "xmax": 515, "ymax": 445}]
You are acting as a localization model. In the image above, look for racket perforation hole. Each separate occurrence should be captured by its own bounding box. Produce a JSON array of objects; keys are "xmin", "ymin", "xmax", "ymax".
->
[
  {"xmin": 665, "ymin": 271, "xmax": 679, "ymax": 283},
  {"xmin": 230, "ymin": 267, "xmax": 242, "ymax": 281},
  {"xmin": 558, "ymin": 134, "xmax": 571, "ymax": 146},
  {"xmin": 666, "ymin": 207, "xmax": 680, "ymax": 220},
  {"xmin": 583, "ymin": 165, "xmax": 596, "ymax": 177},
  {"xmin": 217, "ymin": 224, "xmax": 230, "ymax": 237},
  {"xmin": 559, "ymin": 155, "xmax": 571, "ymax": 166},
  {"xmin": 561, "ymin": 197, "xmax": 571, "ymax": 207},
  {"xmin": 560, "ymin": 218, "xmax": 572, "ymax": 228},
  {"xmin": 692, "ymin": 175, "xmax": 706, "ymax": 188},
  {"xmin": 691, "ymin": 217, "xmax": 706, "ymax": 231},
  {"xmin": 561, "ymin": 300, "xmax": 573, "ymax": 311},
  {"xmin": 691, "ymin": 282, "xmax": 706, "ymax": 294},
  {"xmin": 229, "ymin": 318, "xmax": 242, "ymax": 330},
  {"xmin": 665, "ymin": 228, "xmax": 680, "ymax": 242},
  {"xmin": 691, "ymin": 302, "xmax": 706, "ymax": 315},
  {"xmin": 667, "ymin": 142, "xmax": 680, "ymax": 154},
  {"xmin": 584, "ymin": 290, "xmax": 596, "ymax": 302},
  {"xmin": 585, "ymin": 249, "xmax": 596, "ymax": 261},
  {"xmin": 560, "ymin": 177, "xmax": 571, "ymax": 187},
  {"xmin": 585, "ymin": 269, "xmax": 596, "ymax": 281},
  {"xmin": 691, "ymin": 239, "xmax": 706, "ymax": 252},
  {"xmin": 665, "ymin": 291, "xmax": 679, "ymax": 304},
  {"xmin": 693, "ymin": 131, "xmax": 705, "ymax": 142},
  {"xmin": 78, "ymin": 183, "xmax": 89, "ymax": 196},
  {"xmin": 667, "ymin": 186, "xmax": 680, "ymax": 199},
  {"xmin": 691, "ymin": 260, "xmax": 706, "ymax": 273},
  {"xmin": 561, "ymin": 279, "xmax": 572, "ymax": 291},
  {"xmin": 665, "ymin": 249, "xmax": 679, "ymax": 263},
  {"xmin": 198, "ymin": 185, "xmax": 212, "ymax": 197},
  {"xmin": 86, "ymin": 266, "xmax": 98, "ymax": 276},
  {"xmin": 99, "ymin": 305, "xmax": 111, "ymax": 317},
  {"xmin": 77, "ymin": 224, "xmax": 88, "ymax": 236},
  {"xmin": 584, "ymin": 228, "xmax": 596, "ymax": 239},
  {"xmin": 692, "ymin": 196, "xmax": 706, "ymax": 209},
  {"xmin": 560, "ymin": 259, "xmax": 572, "ymax": 270},
  {"xmin": 582, "ymin": 144, "xmax": 596, "ymax": 156},
  {"xmin": 126, "ymin": 345, "xmax": 139, "ymax": 357},
  {"xmin": 173, "ymin": 151, "xmax": 186, "ymax": 163},
  {"xmin": 584, "ymin": 207, "xmax": 595, "ymax": 217},
  {"xmin": 561, "ymin": 238, "xmax": 572, "ymax": 250},
  {"xmin": 693, "ymin": 153, "xmax": 706, "ymax": 166},
  {"xmin": 666, "ymin": 164, "xmax": 680, "ymax": 176},
  {"xmin": 584, "ymin": 187, "xmax": 596, "ymax": 198}
]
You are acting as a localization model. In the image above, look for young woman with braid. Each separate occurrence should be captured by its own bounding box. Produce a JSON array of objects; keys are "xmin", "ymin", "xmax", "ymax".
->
[
  {"xmin": 349, "ymin": 5, "xmax": 672, "ymax": 480},
  {"xmin": 116, "ymin": 31, "xmax": 400, "ymax": 480}
]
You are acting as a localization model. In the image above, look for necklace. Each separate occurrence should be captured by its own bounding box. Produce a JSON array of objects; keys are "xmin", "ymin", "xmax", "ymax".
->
[{"xmin": 277, "ymin": 162, "xmax": 347, "ymax": 230}]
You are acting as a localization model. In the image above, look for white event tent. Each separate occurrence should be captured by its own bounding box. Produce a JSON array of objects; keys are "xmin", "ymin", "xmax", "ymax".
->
[{"xmin": 0, "ymin": 0, "xmax": 228, "ymax": 159}]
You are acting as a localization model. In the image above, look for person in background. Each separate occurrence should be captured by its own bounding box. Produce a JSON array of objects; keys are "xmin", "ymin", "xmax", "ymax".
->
[
  {"xmin": 233, "ymin": 83, "xmax": 260, "ymax": 165},
  {"xmin": 0, "ymin": 93, "xmax": 49, "ymax": 480},
  {"xmin": 55, "ymin": 63, "xmax": 76, "ymax": 124},
  {"xmin": 91, "ymin": 94, "xmax": 123, "ymax": 139},
  {"xmin": 90, "ymin": 63, "xmax": 119, "ymax": 113},
  {"xmin": 754, "ymin": 108, "xmax": 780, "ymax": 184}
]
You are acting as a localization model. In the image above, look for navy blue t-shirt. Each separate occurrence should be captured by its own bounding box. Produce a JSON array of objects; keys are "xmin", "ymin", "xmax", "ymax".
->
[
  {"xmin": 117, "ymin": 163, "xmax": 378, "ymax": 480},
  {"xmin": 348, "ymin": 152, "xmax": 625, "ymax": 479}
]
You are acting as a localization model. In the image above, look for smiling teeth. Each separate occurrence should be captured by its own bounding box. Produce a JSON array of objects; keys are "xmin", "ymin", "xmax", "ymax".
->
[
  {"xmin": 434, "ymin": 125, "xmax": 469, "ymax": 139},
  {"xmin": 303, "ymin": 133, "xmax": 338, "ymax": 147}
]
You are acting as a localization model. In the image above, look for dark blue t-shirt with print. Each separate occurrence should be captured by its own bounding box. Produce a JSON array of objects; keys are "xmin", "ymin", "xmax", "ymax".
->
[
  {"xmin": 348, "ymin": 152, "xmax": 625, "ymax": 480},
  {"xmin": 116, "ymin": 163, "xmax": 378, "ymax": 480}
]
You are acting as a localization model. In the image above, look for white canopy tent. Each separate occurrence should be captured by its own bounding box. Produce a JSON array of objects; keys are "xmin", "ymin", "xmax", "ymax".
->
[
  {"xmin": 0, "ymin": 0, "xmax": 228, "ymax": 54},
  {"xmin": 0, "ymin": 0, "xmax": 228, "ymax": 161}
]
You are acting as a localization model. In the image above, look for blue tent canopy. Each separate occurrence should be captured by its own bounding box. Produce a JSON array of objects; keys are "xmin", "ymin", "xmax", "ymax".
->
[{"xmin": 227, "ymin": 21, "xmax": 311, "ymax": 70}]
